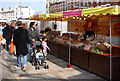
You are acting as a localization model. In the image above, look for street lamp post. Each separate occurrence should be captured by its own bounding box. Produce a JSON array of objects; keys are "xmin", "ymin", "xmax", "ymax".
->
[{"xmin": 20, "ymin": 0, "xmax": 21, "ymax": 16}]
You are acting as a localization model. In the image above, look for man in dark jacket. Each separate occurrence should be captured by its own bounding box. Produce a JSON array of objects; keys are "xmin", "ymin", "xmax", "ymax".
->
[
  {"xmin": 3, "ymin": 22, "xmax": 14, "ymax": 51},
  {"xmin": 13, "ymin": 21, "xmax": 30, "ymax": 71}
]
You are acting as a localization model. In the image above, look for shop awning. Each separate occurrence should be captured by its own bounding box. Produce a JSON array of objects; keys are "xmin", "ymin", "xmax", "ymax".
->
[
  {"xmin": 63, "ymin": 10, "xmax": 82, "ymax": 17},
  {"xmin": 46, "ymin": 12, "xmax": 63, "ymax": 21},
  {"xmin": 30, "ymin": 15, "xmax": 34, "ymax": 19},
  {"xmin": 29, "ymin": 6, "xmax": 120, "ymax": 21},
  {"xmin": 82, "ymin": 6, "xmax": 120, "ymax": 16},
  {"xmin": 49, "ymin": 12, "xmax": 63, "ymax": 18}
]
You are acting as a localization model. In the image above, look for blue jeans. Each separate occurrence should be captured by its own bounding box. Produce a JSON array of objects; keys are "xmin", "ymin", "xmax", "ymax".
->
[
  {"xmin": 28, "ymin": 44, "xmax": 32, "ymax": 62},
  {"xmin": 17, "ymin": 55, "xmax": 27, "ymax": 67},
  {"xmin": 39, "ymin": 56, "xmax": 44, "ymax": 64},
  {"xmin": 39, "ymin": 56, "xmax": 44, "ymax": 60}
]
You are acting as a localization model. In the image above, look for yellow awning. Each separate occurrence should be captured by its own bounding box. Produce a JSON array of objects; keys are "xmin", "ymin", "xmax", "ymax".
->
[
  {"xmin": 30, "ymin": 15, "xmax": 34, "ymax": 19},
  {"xmin": 30, "ymin": 6, "xmax": 119, "ymax": 21},
  {"xmin": 82, "ymin": 6, "xmax": 120, "ymax": 16},
  {"xmin": 49, "ymin": 12, "xmax": 63, "ymax": 18},
  {"xmin": 39, "ymin": 14, "xmax": 46, "ymax": 18}
]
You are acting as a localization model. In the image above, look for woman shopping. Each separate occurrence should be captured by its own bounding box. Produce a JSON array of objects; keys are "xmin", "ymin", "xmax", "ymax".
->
[{"xmin": 27, "ymin": 22, "xmax": 41, "ymax": 63}]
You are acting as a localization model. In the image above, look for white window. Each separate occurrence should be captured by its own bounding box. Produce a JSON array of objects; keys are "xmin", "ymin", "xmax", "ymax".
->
[
  {"xmin": 65, "ymin": 2, "xmax": 66, "ymax": 10},
  {"xmin": 67, "ymin": 2, "xmax": 69, "ymax": 9},
  {"xmin": 58, "ymin": 4, "xmax": 60, "ymax": 11},
  {"xmin": 62, "ymin": 3, "xmax": 63, "ymax": 10},
  {"xmin": 79, "ymin": 0, "xmax": 81, "ymax": 8},
  {"xmin": 21, "ymin": 12, "xmax": 23, "ymax": 15},
  {"xmin": 83, "ymin": 0, "xmax": 85, "ymax": 6},
  {"xmin": 91, "ymin": 0, "xmax": 94, "ymax": 5},
  {"xmin": 101, "ymin": 0, "xmax": 104, "ymax": 2},
  {"xmin": 97, "ymin": 0, "xmax": 99, "ymax": 3},
  {"xmin": 60, "ymin": 4, "xmax": 61, "ymax": 10},
  {"xmin": 70, "ymin": 1, "xmax": 71, "ymax": 9}
]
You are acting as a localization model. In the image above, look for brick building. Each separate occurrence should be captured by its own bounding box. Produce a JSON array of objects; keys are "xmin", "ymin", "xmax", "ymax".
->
[{"xmin": 46, "ymin": 0, "xmax": 120, "ymax": 13}]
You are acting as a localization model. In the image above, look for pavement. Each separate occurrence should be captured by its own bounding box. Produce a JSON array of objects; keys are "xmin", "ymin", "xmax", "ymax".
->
[{"xmin": 0, "ymin": 49, "xmax": 107, "ymax": 81}]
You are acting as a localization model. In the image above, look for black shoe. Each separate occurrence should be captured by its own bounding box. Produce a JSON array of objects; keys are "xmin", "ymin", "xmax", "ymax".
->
[{"xmin": 30, "ymin": 60, "xmax": 32, "ymax": 63}]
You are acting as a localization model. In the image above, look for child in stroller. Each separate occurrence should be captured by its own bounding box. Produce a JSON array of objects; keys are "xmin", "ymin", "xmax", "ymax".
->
[{"xmin": 32, "ymin": 41, "xmax": 49, "ymax": 70}]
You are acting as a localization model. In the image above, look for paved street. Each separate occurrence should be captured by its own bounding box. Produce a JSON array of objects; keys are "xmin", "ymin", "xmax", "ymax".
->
[{"xmin": 0, "ymin": 49, "xmax": 106, "ymax": 81}]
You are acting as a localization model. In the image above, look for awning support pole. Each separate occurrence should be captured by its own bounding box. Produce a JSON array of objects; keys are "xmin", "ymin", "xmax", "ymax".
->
[
  {"xmin": 61, "ymin": 21, "xmax": 62, "ymax": 36},
  {"xmin": 110, "ymin": 14, "xmax": 112, "ymax": 81},
  {"xmin": 67, "ymin": 20, "xmax": 72, "ymax": 68}
]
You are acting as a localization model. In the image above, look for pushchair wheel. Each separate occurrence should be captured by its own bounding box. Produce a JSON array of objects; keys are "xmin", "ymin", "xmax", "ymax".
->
[
  {"xmin": 44, "ymin": 65, "xmax": 46, "ymax": 69},
  {"xmin": 32, "ymin": 63, "xmax": 34, "ymax": 66},
  {"xmin": 46, "ymin": 65, "xmax": 49, "ymax": 69},
  {"xmin": 44, "ymin": 65, "xmax": 49, "ymax": 69},
  {"xmin": 38, "ymin": 66, "xmax": 40, "ymax": 70},
  {"xmin": 35, "ymin": 67, "xmax": 37, "ymax": 70}
]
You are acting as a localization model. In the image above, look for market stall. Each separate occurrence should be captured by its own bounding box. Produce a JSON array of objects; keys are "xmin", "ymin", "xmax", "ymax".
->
[{"xmin": 30, "ymin": 5, "xmax": 120, "ymax": 81}]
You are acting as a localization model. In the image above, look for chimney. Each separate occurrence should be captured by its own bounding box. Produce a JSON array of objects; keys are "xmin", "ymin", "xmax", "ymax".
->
[{"xmin": 2, "ymin": 8, "xmax": 4, "ymax": 11}]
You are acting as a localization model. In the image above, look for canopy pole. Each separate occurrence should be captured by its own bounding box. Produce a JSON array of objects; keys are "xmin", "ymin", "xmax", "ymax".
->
[
  {"xmin": 20, "ymin": 0, "xmax": 21, "ymax": 16},
  {"xmin": 69, "ymin": 21, "xmax": 71, "ymax": 65},
  {"xmin": 110, "ymin": 14, "xmax": 112, "ymax": 81},
  {"xmin": 43, "ymin": 20, "xmax": 44, "ymax": 30},
  {"xmin": 61, "ymin": 21, "xmax": 62, "ymax": 36},
  {"xmin": 67, "ymin": 20, "xmax": 72, "ymax": 68}
]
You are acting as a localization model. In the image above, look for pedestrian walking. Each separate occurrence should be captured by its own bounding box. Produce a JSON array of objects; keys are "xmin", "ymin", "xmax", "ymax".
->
[
  {"xmin": 0, "ymin": 22, "xmax": 4, "ymax": 36},
  {"xmin": 0, "ymin": 23, "xmax": 4, "ymax": 46},
  {"xmin": 13, "ymin": 21, "xmax": 30, "ymax": 71},
  {"xmin": 1, "ymin": 22, "xmax": 7, "ymax": 49},
  {"xmin": 3, "ymin": 22, "xmax": 14, "ymax": 51},
  {"xmin": 27, "ymin": 22, "xmax": 41, "ymax": 63}
]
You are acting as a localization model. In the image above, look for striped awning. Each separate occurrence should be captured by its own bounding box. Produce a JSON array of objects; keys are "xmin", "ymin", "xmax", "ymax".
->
[{"xmin": 30, "ymin": 6, "xmax": 120, "ymax": 21}]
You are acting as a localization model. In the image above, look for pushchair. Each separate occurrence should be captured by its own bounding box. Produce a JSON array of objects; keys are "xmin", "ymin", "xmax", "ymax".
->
[{"xmin": 32, "ymin": 41, "xmax": 49, "ymax": 70}]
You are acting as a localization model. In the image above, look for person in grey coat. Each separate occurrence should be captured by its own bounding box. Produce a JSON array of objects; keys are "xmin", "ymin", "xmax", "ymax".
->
[{"xmin": 27, "ymin": 22, "xmax": 41, "ymax": 63}]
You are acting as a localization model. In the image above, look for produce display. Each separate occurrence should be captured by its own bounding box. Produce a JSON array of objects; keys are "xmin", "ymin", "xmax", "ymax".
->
[{"xmin": 48, "ymin": 33, "xmax": 111, "ymax": 54}]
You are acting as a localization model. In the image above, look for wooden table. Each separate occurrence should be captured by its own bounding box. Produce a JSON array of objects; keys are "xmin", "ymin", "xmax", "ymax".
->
[
  {"xmin": 47, "ymin": 40, "xmax": 120, "ymax": 81},
  {"xmin": 59, "ymin": 43, "xmax": 70, "ymax": 61},
  {"xmin": 47, "ymin": 40, "xmax": 60, "ymax": 57},
  {"xmin": 71, "ymin": 46, "xmax": 90, "ymax": 70},
  {"xmin": 89, "ymin": 51, "xmax": 120, "ymax": 81}
]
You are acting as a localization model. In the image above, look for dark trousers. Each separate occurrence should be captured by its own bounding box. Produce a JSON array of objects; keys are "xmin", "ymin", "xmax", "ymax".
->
[
  {"xmin": 3, "ymin": 44, "xmax": 5, "ymax": 49},
  {"xmin": 6, "ymin": 39, "xmax": 11, "ymax": 51}
]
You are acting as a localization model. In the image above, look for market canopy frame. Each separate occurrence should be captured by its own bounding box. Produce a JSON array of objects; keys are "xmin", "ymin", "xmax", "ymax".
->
[{"xmin": 29, "ymin": 6, "xmax": 120, "ymax": 21}]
